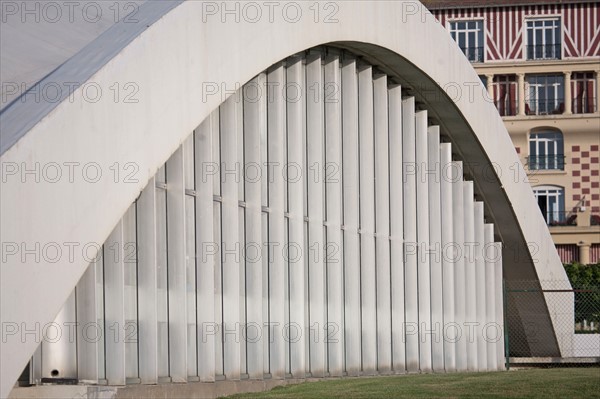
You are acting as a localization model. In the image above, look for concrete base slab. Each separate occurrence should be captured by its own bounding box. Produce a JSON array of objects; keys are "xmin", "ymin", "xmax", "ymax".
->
[
  {"xmin": 509, "ymin": 357, "xmax": 600, "ymax": 364},
  {"xmin": 9, "ymin": 379, "xmax": 308, "ymax": 399},
  {"xmin": 9, "ymin": 385, "xmax": 118, "ymax": 399}
]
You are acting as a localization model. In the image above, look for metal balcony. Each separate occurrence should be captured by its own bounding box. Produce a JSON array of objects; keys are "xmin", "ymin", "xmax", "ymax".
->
[
  {"xmin": 525, "ymin": 99, "xmax": 565, "ymax": 115},
  {"xmin": 527, "ymin": 154, "xmax": 565, "ymax": 170},
  {"xmin": 460, "ymin": 46, "xmax": 484, "ymax": 63},
  {"xmin": 526, "ymin": 44, "xmax": 561, "ymax": 60},
  {"xmin": 494, "ymin": 100, "xmax": 518, "ymax": 116},
  {"xmin": 545, "ymin": 211, "xmax": 577, "ymax": 226},
  {"xmin": 572, "ymin": 97, "xmax": 597, "ymax": 114}
]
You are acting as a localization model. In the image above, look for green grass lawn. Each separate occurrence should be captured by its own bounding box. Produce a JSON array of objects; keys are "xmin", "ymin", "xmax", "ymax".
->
[{"xmin": 227, "ymin": 368, "xmax": 600, "ymax": 398}]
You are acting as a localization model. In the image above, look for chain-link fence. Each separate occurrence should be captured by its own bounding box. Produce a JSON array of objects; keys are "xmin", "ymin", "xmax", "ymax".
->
[{"xmin": 504, "ymin": 280, "xmax": 600, "ymax": 367}]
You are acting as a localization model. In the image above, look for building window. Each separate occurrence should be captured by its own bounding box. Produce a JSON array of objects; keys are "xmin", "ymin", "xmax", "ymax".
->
[
  {"xmin": 533, "ymin": 185, "xmax": 567, "ymax": 225},
  {"xmin": 591, "ymin": 244, "xmax": 600, "ymax": 264},
  {"xmin": 572, "ymin": 72, "xmax": 597, "ymax": 114},
  {"xmin": 450, "ymin": 20, "xmax": 484, "ymax": 62},
  {"xmin": 528, "ymin": 130, "xmax": 564, "ymax": 170},
  {"xmin": 492, "ymin": 75, "xmax": 518, "ymax": 116},
  {"xmin": 556, "ymin": 244, "xmax": 579, "ymax": 263},
  {"xmin": 526, "ymin": 18, "xmax": 561, "ymax": 60},
  {"xmin": 525, "ymin": 74, "xmax": 564, "ymax": 115}
]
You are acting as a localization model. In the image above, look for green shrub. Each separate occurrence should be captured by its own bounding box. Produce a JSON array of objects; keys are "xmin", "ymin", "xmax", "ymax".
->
[
  {"xmin": 563, "ymin": 262, "xmax": 600, "ymax": 326},
  {"xmin": 563, "ymin": 262, "xmax": 600, "ymax": 287}
]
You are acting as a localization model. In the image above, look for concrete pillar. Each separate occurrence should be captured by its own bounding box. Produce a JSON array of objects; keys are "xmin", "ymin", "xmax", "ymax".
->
[
  {"xmin": 123, "ymin": 206, "xmax": 140, "ymax": 381},
  {"xmin": 137, "ymin": 178, "xmax": 159, "ymax": 384},
  {"xmin": 358, "ymin": 66, "xmax": 377, "ymax": 374},
  {"xmin": 452, "ymin": 161, "xmax": 467, "ymax": 372},
  {"xmin": 428, "ymin": 126, "xmax": 444, "ymax": 372},
  {"xmin": 564, "ymin": 71, "xmax": 572, "ymax": 114},
  {"xmin": 219, "ymin": 96, "xmax": 241, "ymax": 381},
  {"xmin": 483, "ymin": 224, "xmax": 497, "ymax": 371},
  {"xmin": 579, "ymin": 242, "xmax": 591, "ymax": 265},
  {"xmin": 243, "ymin": 74, "xmax": 266, "ymax": 380},
  {"xmin": 474, "ymin": 202, "xmax": 487, "ymax": 371},
  {"xmin": 195, "ymin": 114, "xmax": 218, "ymax": 382},
  {"xmin": 416, "ymin": 110, "xmax": 432, "ymax": 373},
  {"xmin": 324, "ymin": 54, "xmax": 344, "ymax": 377},
  {"xmin": 517, "ymin": 73, "xmax": 526, "ymax": 116},
  {"xmin": 389, "ymin": 85, "xmax": 406, "ymax": 373},
  {"xmin": 183, "ymin": 137, "xmax": 198, "ymax": 380},
  {"xmin": 463, "ymin": 181, "xmax": 477, "ymax": 371},
  {"xmin": 306, "ymin": 53, "xmax": 327, "ymax": 377},
  {"xmin": 485, "ymin": 74, "xmax": 494, "ymax": 102},
  {"xmin": 104, "ymin": 221, "xmax": 126, "ymax": 385},
  {"xmin": 402, "ymin": 96, "xmax": 420, "ymax": 373},
  {"xmin": 358, "ymin": 64, "xmax": 377, "ymax": 374},
  {"xmin": 374, "ymin": 74, "xmax": 392, "ymax": 373},
  {"xmin": 31, "ymin": 338, "xmax": 42, "ymax": 384},
  {"xmin": 494, "ymin": 242, "xmax": 505, "ymax": 370},
  {"xmin": 42, "ymin": 292, "xmax": 77, "ymax": 380},
  {"xmin": 266, "ymin": 64, "xmax": 287, "ymax": 379},
  {"xmin": 286, "ymin": 57, "xmax": 306, "ymax": 378},
  {"xmin": 440, "ymin": 144, "xmax": 456, "ymax": 372},
  {"xmin": 76, "ymin": 256, "xmax": 102, "ymax": 384},
  {"xmin": 341, "ymin": 58, "xmax": 362, "ymax": 376}
]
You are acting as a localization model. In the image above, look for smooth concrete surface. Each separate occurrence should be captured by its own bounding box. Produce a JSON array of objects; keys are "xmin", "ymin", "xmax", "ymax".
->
[
  {"xmin": 9, "ymin": 385, "xmax": 117, "ymax": 399},
  {"xmin": 0, "ymin": 1, "xmax": 570, "ymax": 396},
  {"xmin": 0, "ymin": 1, "xmax": 146, "ymax": 110},
  {"xmin": 9, "ymin": 378, "xmax": 305, "ymax": 399},
  {"xmin": 22, "ymin": 53, "xmax": 505, "ymax": 387},
  {"xmin": 573, "ymin": 334, "xmax": 600, "ymax": 357},
  {"xmin": 0, "ymin": 0, "xmax": 181, "ymax": 152},
  {"xmin": 509, "ymin": 357, "xmax": 600, "ymax": 364}
]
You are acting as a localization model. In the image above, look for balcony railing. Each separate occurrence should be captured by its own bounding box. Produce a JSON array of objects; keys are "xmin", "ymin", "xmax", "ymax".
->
[
  {"xmin": 526, "ymin": 44, "xmax": 561, "ymax": 60},
  {"xmin": 494, "ymin": 100, "xmax": 518, "ymax": 116},
  {"xmin": 460, "ymin": 46, "xmax": 484, "ymax": 63},
  {"xmin": 527, "ymin": 154, "xmax": 565, "ymax": 170},
  {"xmin": 525, "ymin": 99, "xmax": 564, "ymax": 115},
  {"xmin": 545, "ymin": 211, "xmax": 577, "ymax": 226},
  {"xmin": 545, "ymin": 212, "xmax": 600, "ymax": 227},
  {"xmin": 572, "ymin": 97, "xmax": 597, "ymax": 114}
]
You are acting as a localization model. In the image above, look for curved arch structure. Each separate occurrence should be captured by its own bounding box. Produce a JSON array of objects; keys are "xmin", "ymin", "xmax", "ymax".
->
[{"xmin": 1, "ymin": 1, "xmax": 571, "ymax": 396}]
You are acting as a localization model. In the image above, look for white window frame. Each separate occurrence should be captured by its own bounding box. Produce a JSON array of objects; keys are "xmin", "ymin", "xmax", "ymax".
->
[
  {"xmin": 448, "ymin": 18, "xmax": 485, "ymax": 63},
  {"xmin": 491, "ymin": 75, "xmax": 518, "ymax": 116},
  {"xmin": 533, "ymin": 185, "xmax": 565, "ymax": 225},
  {"xmin": 524, "ymin": 16, "xmax": 562, "ymax": 60},
  {"xmin": 525, "ymin": 74, "xmax": 564, "ymax": 115},
  {"xmin": 571, "ymin": 72, "xmax": 597, "ymax": 114},
  {"xmin": 528, "ymin": 131, "xmax": 564, "ymax": 170}
]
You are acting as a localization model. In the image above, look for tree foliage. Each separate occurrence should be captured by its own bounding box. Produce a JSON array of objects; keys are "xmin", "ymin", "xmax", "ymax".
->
[
  {"xmin": 563, "ymin": 262, "xmax": 600, "ymax": 325},
  {"xmin": 563, "ymin": 262, "xmax": 600, "ymax": 288}
]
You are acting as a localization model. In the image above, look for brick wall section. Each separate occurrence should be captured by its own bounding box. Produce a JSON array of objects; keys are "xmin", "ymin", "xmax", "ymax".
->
[{"xmin": 571, "ymin": 144, "xmax": 600, "ymax": 213}]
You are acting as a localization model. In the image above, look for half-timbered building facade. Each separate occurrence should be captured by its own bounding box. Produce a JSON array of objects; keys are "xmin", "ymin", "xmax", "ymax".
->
[{"xmin": 425, "ymin": 0, "xmax": 600, "ymax": 264}]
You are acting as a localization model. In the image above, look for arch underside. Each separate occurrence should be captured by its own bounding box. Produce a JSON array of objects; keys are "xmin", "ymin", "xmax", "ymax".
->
[
  {"xmin": 30, "ymin": 46, "xmax": 549, "ymax": 385},
  {"xmin": 0, "ymin": 2, "xmax": 571, "ymax": 395}
]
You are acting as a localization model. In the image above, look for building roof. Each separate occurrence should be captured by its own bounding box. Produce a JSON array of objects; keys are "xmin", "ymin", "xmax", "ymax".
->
[
  {"xmin": 0, "ymin": 1, "xmax": 146, "ymax": 111},
  {"xmin": 421, "ymin": 0, "xmax": 597, "ymax": 9}
]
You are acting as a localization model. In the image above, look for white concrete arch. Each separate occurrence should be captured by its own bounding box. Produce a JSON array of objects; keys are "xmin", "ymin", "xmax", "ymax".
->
[
  {"xmin": 0, "ymin": 1, "xmax": 569, "ymax": 395},
  {"xmin": 25, "ymin": 51, "xmax": 507, "ymax": 386}
]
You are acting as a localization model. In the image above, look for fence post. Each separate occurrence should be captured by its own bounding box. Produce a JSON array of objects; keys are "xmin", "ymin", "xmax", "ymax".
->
[{"xmin": 503, "ymin": 279, "xmax": 510, "ymax": 370}]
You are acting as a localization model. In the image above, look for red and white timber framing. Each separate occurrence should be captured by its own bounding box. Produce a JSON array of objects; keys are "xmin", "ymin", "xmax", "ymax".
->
[{"xmin": 431, "ymin": 3, "xmax": 600, "ymax": 61}]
